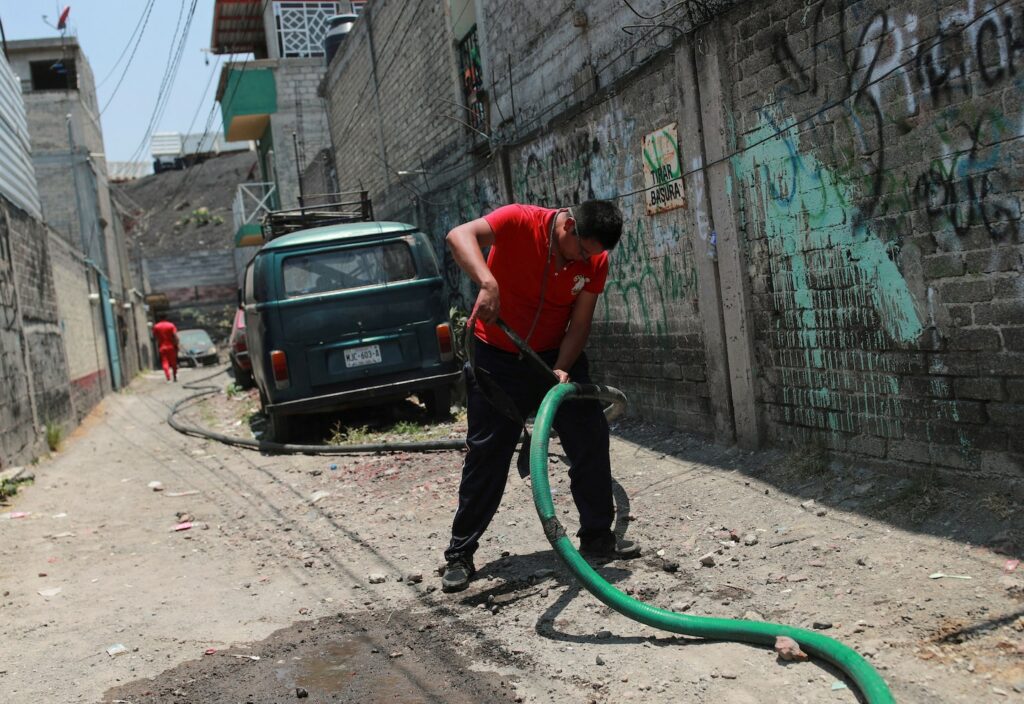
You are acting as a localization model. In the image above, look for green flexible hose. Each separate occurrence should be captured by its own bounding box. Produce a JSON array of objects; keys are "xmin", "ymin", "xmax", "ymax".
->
[{"xmin": 530, "ymin": 382, "xmax": 896, "ymax": 704}]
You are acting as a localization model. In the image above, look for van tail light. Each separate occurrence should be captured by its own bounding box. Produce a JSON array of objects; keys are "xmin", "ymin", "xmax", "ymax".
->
[
  {"xmin": 234, "ymin": 337, "xmax": 247, "ymax": 354},
  {"xmin": 436, "ymin": 323, "xmax": 453, "ymax": 362},
  {"xmin": 270, "ymin": 350, "xmax": 290, "ymax": 389}
]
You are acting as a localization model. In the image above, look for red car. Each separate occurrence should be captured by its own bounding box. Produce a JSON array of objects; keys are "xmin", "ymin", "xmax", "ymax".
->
[{"xmin": 228, "ymin": 307, "xmax": 254, "ymax": 388}]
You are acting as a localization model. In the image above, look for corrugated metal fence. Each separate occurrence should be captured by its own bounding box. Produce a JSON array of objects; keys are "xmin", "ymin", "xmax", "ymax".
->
[{"xmin": 0, "ymin": 56, "xmax": 41, "ymax": 218}]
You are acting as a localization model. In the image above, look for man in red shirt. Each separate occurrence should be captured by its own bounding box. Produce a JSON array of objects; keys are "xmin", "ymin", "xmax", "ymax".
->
[
  {"xmin": 152, "ymin": 314, "xmax": 179, "ymax": 382},
  {"xmin": 441, "ymin": 200, "xmax": 639, "ymax": 593}
]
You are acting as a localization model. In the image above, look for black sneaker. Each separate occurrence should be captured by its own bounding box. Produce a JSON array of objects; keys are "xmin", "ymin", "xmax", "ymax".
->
[
  {"xmin": 441, "ymin": 555, "xmax": 475, "ymax": 592},
  {"xmin": 579, "ymin": 533, "xmax": 641, "ymax": 561}
]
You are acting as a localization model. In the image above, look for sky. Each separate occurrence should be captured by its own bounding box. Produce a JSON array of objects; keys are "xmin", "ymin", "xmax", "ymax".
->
[{"xmin": 2, "ymin": 0, "xmax": 249, "ymax": 164}]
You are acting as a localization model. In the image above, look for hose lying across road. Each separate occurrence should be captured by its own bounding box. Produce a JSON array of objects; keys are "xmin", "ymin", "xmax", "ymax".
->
[
  {"xmin": 167, "ymin": 367, "xmax": 465, "ymax": 454},
  {"xmin": 169, "ymin": 365, "xmax": 895, "ymax": 701},
  {"xmin": 529, "ymin": 382, "xmax": 897, "ymax": 704}
]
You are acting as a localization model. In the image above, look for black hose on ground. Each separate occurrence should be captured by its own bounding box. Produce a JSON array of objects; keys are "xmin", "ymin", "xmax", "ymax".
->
[{"xmin": 166, "ymin": 366, "xmax": 466, "ymax": 455}]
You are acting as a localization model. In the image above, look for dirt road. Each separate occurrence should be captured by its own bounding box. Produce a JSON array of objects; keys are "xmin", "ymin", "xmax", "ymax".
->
[{"xmin": 1, "ymin": 368, "xmax": 1021, "ymax": 703}]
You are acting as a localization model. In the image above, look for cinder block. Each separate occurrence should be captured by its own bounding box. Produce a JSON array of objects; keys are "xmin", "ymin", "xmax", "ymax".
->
[
  {"xmin": 923, "ymin": 253, "xmax": 965, "ymax": 279},
  {"xmin": 948, "ymin": 327, "xmax": 1002, "ymax": 351},
  {"xmin": 953, "ymin": 376, "xmax": 1004, "ymax": 401}
]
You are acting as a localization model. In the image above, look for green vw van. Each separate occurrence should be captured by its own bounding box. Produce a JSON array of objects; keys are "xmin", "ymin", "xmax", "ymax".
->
[{"xmin": 242, "ymin": 221, "xmax": 460, "ymax": 442}]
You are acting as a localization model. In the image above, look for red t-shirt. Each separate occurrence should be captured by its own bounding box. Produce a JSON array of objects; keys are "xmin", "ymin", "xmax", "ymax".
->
[
  {"xmin": 475, "ymin": 204, "xmax": 608, "ymax": 353},
  {"xmin": 153, "ymin": 320, "xmax": 178, "ymax": 352}
]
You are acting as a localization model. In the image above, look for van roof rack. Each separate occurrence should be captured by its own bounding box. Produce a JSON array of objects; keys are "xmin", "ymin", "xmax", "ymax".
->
[{"xmin": 262, "ymin": 190, "xmax": 374, "ymax": 240}]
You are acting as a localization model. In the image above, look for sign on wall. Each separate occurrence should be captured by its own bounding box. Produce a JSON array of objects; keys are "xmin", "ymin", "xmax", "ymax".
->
[{"xmin": 642, "ymin": 123, "xmax": 686, "ymax": 214}]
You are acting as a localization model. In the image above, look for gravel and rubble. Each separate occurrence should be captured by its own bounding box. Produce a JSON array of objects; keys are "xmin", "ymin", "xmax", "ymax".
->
[{"xmin": 0, "ymin": 368, "xmax": 1021, "ymax": 703}]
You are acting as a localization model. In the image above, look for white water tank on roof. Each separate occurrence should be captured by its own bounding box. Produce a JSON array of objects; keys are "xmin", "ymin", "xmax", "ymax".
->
[{"xmin": 151, "ymin": 132, "xmax": 183, "ymax": 157}]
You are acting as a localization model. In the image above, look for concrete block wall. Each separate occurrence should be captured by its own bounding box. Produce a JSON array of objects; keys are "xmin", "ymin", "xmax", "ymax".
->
[
  {"xmin": 0, "ymin": 194, "xmax": 90, "ymax": 466},
  {"xmin": 323, "ymin": 0, "xmax": 499, "ymax": 313},
  {"xmin": 324, "ymin": 0, "xmax": 466, "ymax": 203},
  {"xmin": 271, "ymin": 59, "xmax": 334, "ymax": 209},
  {"xmin": 301, "ymin": 148, "xmax": 338, "ymax": 205},
  {"xmin": 0, "ymin": 203, "xmax": 41, "ymax": 464},
  {"xmin": 418, "ymin": 165, "xmax": 504, "ymax": 315},
  {"xmin": 6, "ymin": 205, "xmax": 73, "ymax": 428},
  {"xmin": 719, "ymin": 0, "xmax": 1024, "ymax": 475},
  {"xmin": 318, "ymin": 0, "xmax": 1023, "ymax": 476},
  {"xmin": 484, "ymin": 1, "xmax": 741, "ymax": 142},
  {"xmin": 321, "ymin": 0, "xmax": 728, "ymax": 436},
  {"xmin": 24, "ymin": 94, "xmax": 112, "ymax": 276},
  {"xmin": 505, "ymin": 55, "xmax": 716, "ymax": 435},
  {"xmin": 143, "ymin": 250, "xmax": 241, "ymax": 342},
  {"xmin": 47, "ymin": 229, "xmax": 109, "ymax": 422}
]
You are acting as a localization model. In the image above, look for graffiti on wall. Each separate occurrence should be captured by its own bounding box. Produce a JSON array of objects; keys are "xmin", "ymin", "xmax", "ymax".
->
[
  {"xmin": 914, "ymin": 108, "xmax": 1021, "ymax": 241},
  {"xmin": 732, "ymin": 108, "xmax": 924, "ymax": 436},
  {"xmin": 429, "ymin": 174, "xmax": 501, "ymax": 313},
  {"xmin": 769, "ymin": 0, "xmax": 1024, "ymax": 247},
  {"xmin": 0, "ymin": 212, "xmax": 17, "ymax": 331},
  {"xmin": 511, "ymin": 110, "xmax": 700, "ymax": 338},
  {"xmin": 603, "ymin": 207, "xmax": 699, "ymax": 337}
]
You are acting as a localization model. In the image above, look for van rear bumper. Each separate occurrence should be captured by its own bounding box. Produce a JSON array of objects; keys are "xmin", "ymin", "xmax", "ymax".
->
[{"xmin": 266, "ymin": 369, "xmax": 462, "ymax": 415}]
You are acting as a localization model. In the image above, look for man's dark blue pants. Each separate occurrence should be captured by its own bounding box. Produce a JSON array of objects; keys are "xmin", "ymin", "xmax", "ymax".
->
[{"xmin": 445, "ymin": 340, "xmax": 613, "ymax": 562}]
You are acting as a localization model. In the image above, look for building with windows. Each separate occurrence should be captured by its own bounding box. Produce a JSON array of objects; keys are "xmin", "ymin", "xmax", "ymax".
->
[
  {"xmin": 210, "ymin": 0, "xmax": 358, "ymax": 247},
  {"xmin": 0, "ymin": 43, "xmax": 151, "ymax": 467},
  {"xmin": 5, "ymin": 37, "xmax": 147, "ymax": 400}
]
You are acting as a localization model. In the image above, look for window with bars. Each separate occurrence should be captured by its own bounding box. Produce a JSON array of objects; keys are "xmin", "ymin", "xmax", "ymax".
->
[
  {"xmin": 457, "ymin": 26, "xmax": 486, "ymax": 133},
  {"xmin": 274, "ymin": 1, "xmax": 340, "ymax": 58}
]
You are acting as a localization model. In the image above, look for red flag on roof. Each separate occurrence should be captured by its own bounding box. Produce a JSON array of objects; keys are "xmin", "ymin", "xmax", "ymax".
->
[{"xmin": 57, "ymin": 6, "xmax": 71, "ymax": 30}]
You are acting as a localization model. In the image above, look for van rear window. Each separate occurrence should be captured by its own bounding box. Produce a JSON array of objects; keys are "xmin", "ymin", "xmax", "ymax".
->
[{"xmin": 282, "ymin": 242, "xmax": 416, "ymax": 298}]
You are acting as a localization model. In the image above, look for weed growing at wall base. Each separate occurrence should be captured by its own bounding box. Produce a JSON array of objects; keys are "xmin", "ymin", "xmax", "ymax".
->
[{"xmin": 45, "ymin": 421, "xmax": 63, "ymax": 452}]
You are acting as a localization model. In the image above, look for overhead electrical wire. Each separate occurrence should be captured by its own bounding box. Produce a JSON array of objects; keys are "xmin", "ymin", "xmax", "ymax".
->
[
  {"xmin": 126, "ymin": 0, "xmax": 273, "ymax": 231},
  {"xmin": 124, "ymin": 0, "xmax": 199, "ymax": 165},
  {"xmin": 98, "ymin": 0, "xmax": 158, "ymax": 115},
  {"xmin": 96, "ymin": 0, "xmax": 157, "ymax": 89},
  {"xmin": 604, "ymin": 0, "xmax": 1017, "ymax": 204}
]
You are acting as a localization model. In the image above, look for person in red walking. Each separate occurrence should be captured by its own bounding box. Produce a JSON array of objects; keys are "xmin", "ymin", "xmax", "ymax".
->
[{"xmin": 152, "ymin": 314, "xmax": 179, "ymax": 382}]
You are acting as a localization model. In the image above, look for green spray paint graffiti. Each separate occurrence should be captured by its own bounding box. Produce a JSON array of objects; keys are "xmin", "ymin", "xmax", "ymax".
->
[
  {"xmin": 429, "ymin": 175, "xmax": 501, "ymax": 312},
  {"xmin": 602, "ymin": 213, "xmax": 698, "ymax": 338},
  {"xmin": 510, "ymin": 113, "xmax": 697, "ymax": 340},
  {"xmin": 732, "ymin": 108, "xmax": 923, "ymax": 435}
]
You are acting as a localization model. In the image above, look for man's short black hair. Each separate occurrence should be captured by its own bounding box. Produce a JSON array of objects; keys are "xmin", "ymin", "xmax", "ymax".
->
[{"xmin": 575, "ymin": 200, "xmax": 623, "ymax": 250}]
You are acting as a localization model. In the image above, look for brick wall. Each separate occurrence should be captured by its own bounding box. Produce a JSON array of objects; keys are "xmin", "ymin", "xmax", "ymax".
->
[
  {"xmin": 504, "ymin": 56, "xmax": 715, "ymax": 434},
  {"xmin": 301, "ymin": 148, "xmax": 338, "ymax": 205},
  {"xmin": 143, "ymin": 250, "xmax": 240, "ymax": 342},
  {"xmin": 6, "ymin": 205, "xmax": 73, "ymax": 427},
  {"xmin": 0, "ymin": 204, "xmax": 40, "ymax": 464},
  {"xmin": 47, "ymin": 228, "xmax": 109, "ymax": 422},
  {"xmin": 720, "ymin": 0, "xmax": 1024, "ymax": 474},
  {"xmin": 25, "ymin": 95, "xmax": 112, "ymax": 274},
  {"xmin": 271, "ymin": 59, "xmax": 334, "ymax": 209},
  {"xmin": 318, "ymin": 0, "xmax": 1024, "ymax": 477},
  {"xmin": 0, "ymin": 196, "xmax": 86, "ymax": 465},
  {"xmin": 324, "ymin": 1, "xmax": 466, "ymax": 203}
]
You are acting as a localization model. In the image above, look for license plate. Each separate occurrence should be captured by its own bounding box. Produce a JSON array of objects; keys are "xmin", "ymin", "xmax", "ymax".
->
[{"xmin": 344, "ymin": 344, "xmax": 382, "ymax": 368}]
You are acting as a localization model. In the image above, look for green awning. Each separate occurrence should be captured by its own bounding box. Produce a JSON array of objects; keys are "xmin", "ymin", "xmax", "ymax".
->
[
  {"xmin": 219, "ymin": 67, "xmax": 276, "ymax": 141},
  {"xmin": 235, "ymin": 222, "xmax": 264, "ymax": 247}
]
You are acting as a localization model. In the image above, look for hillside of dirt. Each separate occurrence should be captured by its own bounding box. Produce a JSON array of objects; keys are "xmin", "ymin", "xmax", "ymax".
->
[{"xmin": 115, "ymin": 150, "xmax": 259, "ymax": 256}]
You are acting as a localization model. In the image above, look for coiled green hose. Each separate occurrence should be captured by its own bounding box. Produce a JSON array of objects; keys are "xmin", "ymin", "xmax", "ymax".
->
[{"xmin": 529, "ymin": 382, "xmax": 896, "ymax": 704}]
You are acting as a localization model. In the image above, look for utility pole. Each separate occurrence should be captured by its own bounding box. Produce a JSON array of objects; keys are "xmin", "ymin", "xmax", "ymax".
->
[
  {"xmin": 292, "ymin": 131, "xmax": 305, "ymax": 212},
  {"xmin": 68, "ymin": 114, "xmax": 105, "ymax": 388}
]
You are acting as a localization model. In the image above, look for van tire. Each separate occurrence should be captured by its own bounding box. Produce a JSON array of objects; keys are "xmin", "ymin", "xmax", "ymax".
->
[
  {"xmin": 268, "ymin": 410, "xmax": 292, "ymax": 443},
  {"xmin": 424, "ymin": 386, "xmax": 452, "ymax": 421}
]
